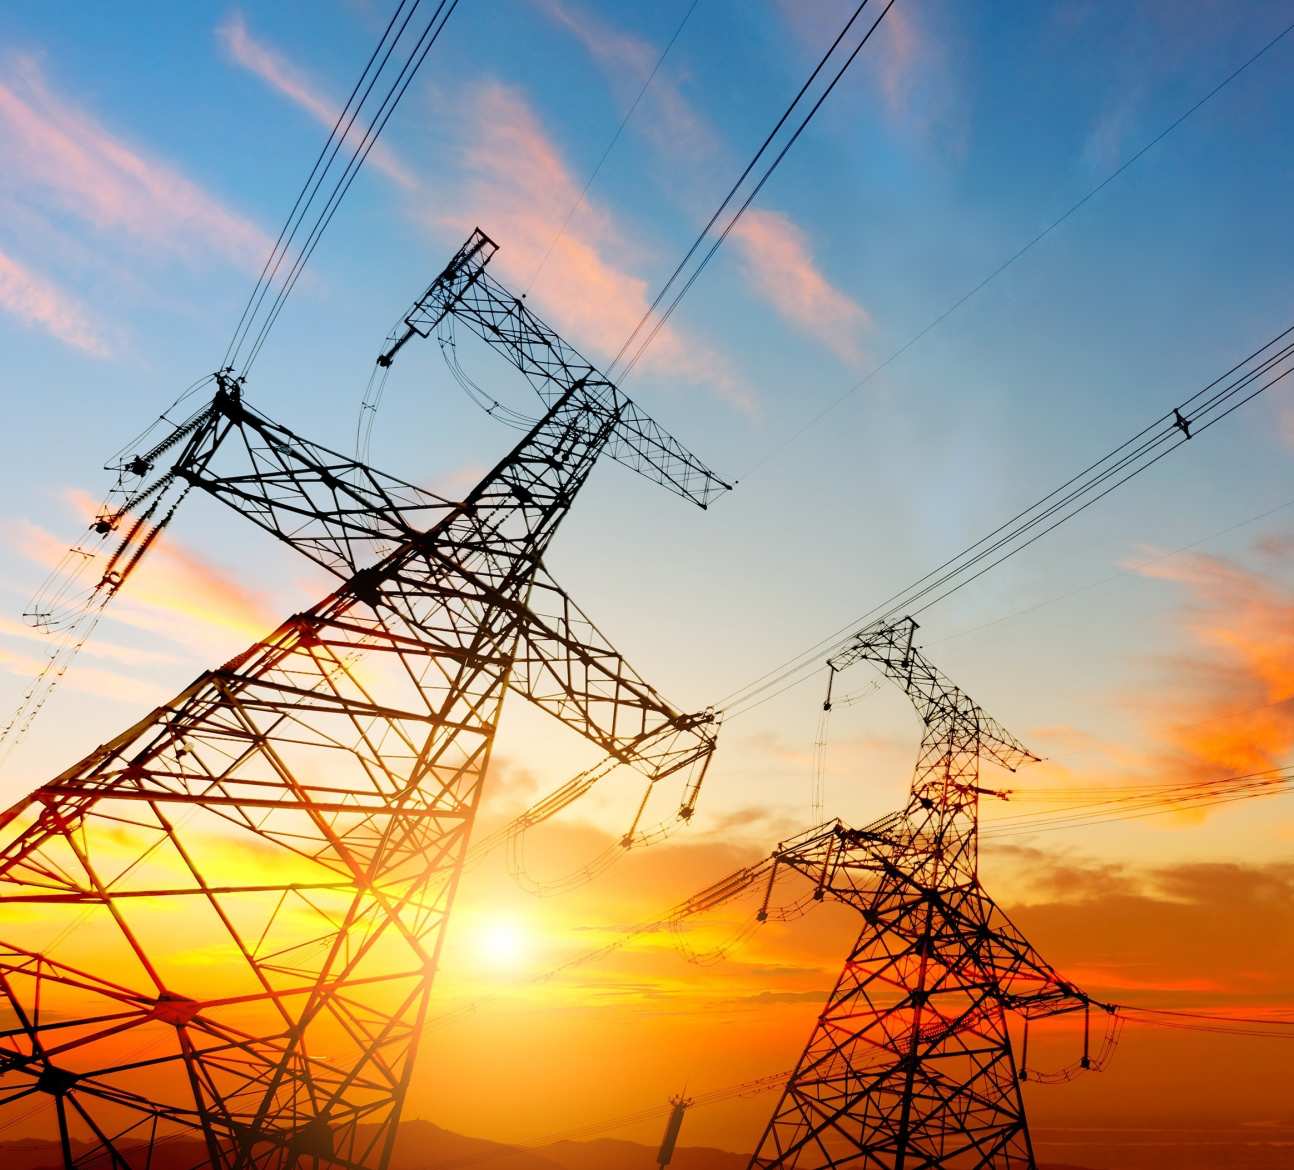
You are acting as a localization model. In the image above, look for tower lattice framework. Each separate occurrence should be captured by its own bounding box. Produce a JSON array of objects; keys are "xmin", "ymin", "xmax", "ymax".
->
[
  {"xmin": 0, "ymin": 231, "xmax": 724, "ymax": 1168},
  {"xmin": 750, "ymin": 618, "xmax": 1101, "ymax": 1170}
]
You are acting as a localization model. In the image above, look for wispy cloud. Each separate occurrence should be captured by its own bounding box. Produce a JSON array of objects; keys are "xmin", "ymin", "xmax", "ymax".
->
[
  {"xmin": 0, "ymin": 55, "xmax": 271, "ymax": 270},
  {"xmin": 774, "ymin": 1, "xmax": 958, "ymax": 146},
  {"xmin": 0, "ymin": 643, "xmax": 158, "ymax": 706},
  {"xmin": 525, "ymin": 0, "xmax": 717, "ymax": 162},
  {"xmin": 0, "ymin": 615, "xmax": 180, "ymax": 670},
  {"xmin": 445, "ymin": 80, "xmax": 754, "ymax": 413},
  {"xmin": 18, "ymin": 496, "xmax": 275, "ymax": 657},
  {"xmin": 216, "ymin": 11, "xmax": 417, "ymax": 190},
  {"xmin": 0, "ymin": 247, "xmax": 110, "ymax": 356},
  {"xmin": 729, "ymin": 210, "xmax": 870, "ymax": 366},
  {"xmin": 527, "ymin": 2, "xmax": 871, "ymax": 373},
  {"xmin": 1127, "ymin": 540, "xmax": 1294, "ymax": 781}
]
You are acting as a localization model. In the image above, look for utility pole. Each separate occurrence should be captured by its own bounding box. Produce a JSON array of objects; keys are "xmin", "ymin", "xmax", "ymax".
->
[
  {"xmin": 749, "ymin": 617, "xmax": 1103, "ymax": 1169},
  {"xmin": 0, "ymin": 231, "xmax": 726, "ymax": 1169},
  {"xmin": 656, "ymin": 1094, "xmax": 692, "ymax": 1168}
]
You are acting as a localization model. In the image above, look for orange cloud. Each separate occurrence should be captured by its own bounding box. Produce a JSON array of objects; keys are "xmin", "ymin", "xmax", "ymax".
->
[
  {"xmin": 217, "ymin": 11, "xmax": 417, "ymax": 190},
  {"xmin": 447, "ymin": 80, "xmax": 754, "ymax": 413},
  {"xmin": 0, "ymin": 56, "xmax": 270, "ymax": 269},
  {"xmin": 1128, "ymin": 543, "xmax": 1294, "ymax": 781},
  {"xmin": 0, "ymin": 247, "xmax": 110, "ymax": 356},
  {"xmin": 729, "ymin": 210, "xmax": 870, "ymax": 366},
  {"xmin": 17, "ymin": 498, "xmax": 275, "ymax": 657}
]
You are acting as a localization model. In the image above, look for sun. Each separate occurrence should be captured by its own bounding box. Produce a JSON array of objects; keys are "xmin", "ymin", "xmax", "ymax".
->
[{"xmin": 477, "ymin": 917, "xmax": 529, "ymax": 971}]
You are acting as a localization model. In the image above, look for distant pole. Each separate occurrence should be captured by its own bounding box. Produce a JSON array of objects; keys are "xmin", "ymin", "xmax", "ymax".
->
[{"xmin": 657, "ymin": 1094, "xmax": 693, "ymax": 1168}]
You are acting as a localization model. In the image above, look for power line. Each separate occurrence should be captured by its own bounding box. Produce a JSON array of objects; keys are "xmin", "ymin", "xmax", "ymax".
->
[
  {"xmin": 715, "ymin": 323, "xmax": 1294, "ymax": 717},
  {"xmin": 609, "ymin": 0, "xmax": 896, "ymax": 382},
  {"xmin": 220, "ymin": 0, "xmax": 417, "ymax": 370},
  {"xmin": 225, "ymin": 0, "xmax": 461, "ymax": 375},
  {"xmin": 738, "ymin": 15, "xmax": 1294, "ymax": 481},
  {"xmin": 523, "ymin": 0, "xmax": 703, "ymax": 296},
  {"xmin": 929, "ymin": 491, "xmax": 1294, "ymax": 648}
]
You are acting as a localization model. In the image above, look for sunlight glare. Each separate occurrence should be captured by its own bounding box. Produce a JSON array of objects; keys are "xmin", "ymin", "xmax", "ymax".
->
[{"xmin": 477, "ymin": 916, "xmax": 529, "ymax": 971}]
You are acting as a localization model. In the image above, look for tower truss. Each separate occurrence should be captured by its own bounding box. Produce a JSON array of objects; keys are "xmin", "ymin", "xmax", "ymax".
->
[
  {"xmin": 0, "ymin": 231, "xmax": 724, "ymax": 1168},
  {"xmin": 750, "ymin": 617, "xmax": 1102, "ymax": 1170}
]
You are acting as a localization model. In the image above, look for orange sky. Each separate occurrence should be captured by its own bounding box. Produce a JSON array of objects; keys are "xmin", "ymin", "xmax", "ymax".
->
[{"xmin": 1, "ymin": 508, "xmax": 1293, "ymax": 1158}]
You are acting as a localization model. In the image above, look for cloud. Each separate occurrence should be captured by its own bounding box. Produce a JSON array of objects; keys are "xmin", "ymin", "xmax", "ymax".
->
[
  {"xmin": 774, "ymin": 1, "xmax": 955, "ymax": 143},
  {"xmin": 1126, "ymin": 541, "xmax": 1294, "ymax": 781},
  {"xmin": 0, "ymin": 55, "xmax": 271, "ymax": 270},
  {"xmin": 217, "ymin": 11, "xmax": 417, "ymax": 190},
  {"xmin": 0, "ymin": 643, "xmax": 157, "ymax": 706},
  {"xmin": 729, "ymin": 210, "xmax": 870, "ymax": 366},
  {"xmin": 1000, "ymin": 846, "xmax": 1294, "ymax": 1009},
  {"xmin": 0, "ymin": 247, "xmax": 110, "ymax": 356},
  {"xmin": 525, "ymin": 0, "xmax": 717, "ymax": 161},
  {"xmin": 444, "ymin": 80, "xmax": 755, "ymax": 413},
  {"xmin": 1279, "ymin": 401, "xmax": 1294, "ymax": 452},
  {"xmin": 526, "ymin": 3, "xmax": 872, "ymax": 373},
  {"xmin": 17, "ymin": 498, "xmax": 275, "ymax": 656},
  {"xmin": 0, "ymin": 615, "xmax": 180, "ymax": 670}
]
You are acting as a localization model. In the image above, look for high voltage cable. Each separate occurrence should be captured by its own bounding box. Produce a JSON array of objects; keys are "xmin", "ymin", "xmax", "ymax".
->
[
  {"xmin": 929, "ymin": 490, "xmax": 1294, "ymax": 649},
  {"xmin": 609, "ymin": 0, "xmax": 896, "ymax": 382},
  {"xmin": 982, "ymin": 766, "xmax": 1294, "ymax": 840},
  {"xmin": 224, "ymin": 0, "xmax": 461, "ymax": 375},
  {"xmin": 220, "ymin": 0, "xmax": 415, "ymax": 370},
  {"xmin": 738, "ymin": 16, "xmax": 1294, "ymax": 481},
  {"xmin": 241, "ymin": 1, "xmax": 461, "ymax": 373},
  {"xmin": 715, "ymin": 324, "xmax": 1294, "ymax": 718},
  {"xmin": 523, "ymin": 0, "xmax": 703, "ymax": 297}
]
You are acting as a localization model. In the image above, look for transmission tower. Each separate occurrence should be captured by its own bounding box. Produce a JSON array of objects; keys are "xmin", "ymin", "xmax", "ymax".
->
[
  {"xmin": 0, "ymin": 231, "xmax": 725, "ymax": 1168},
  {"xmin": 749, "ymin": 617, "xmax": 1103, "ymax": 1170}
]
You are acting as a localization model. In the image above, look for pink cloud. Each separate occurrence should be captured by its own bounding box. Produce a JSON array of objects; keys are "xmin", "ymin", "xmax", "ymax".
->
[
  {"xmin": 0, "ymin": 56, "xmax": 271, "ymax": 269},
  {"xmin": 446, "ymin": 80, "xmax": 754, "ymax": 413},
  {"xmin": 0, "ymin": 644, "xmax": 157, "ymax": 706},
  {"xmin": 17, "ymin": 498, "xmax": 275, "ymax": 656},
  {"xmin": 774, "ymin": 2, "xmax": 956, "ymax": 145},
  {"xmin": 0, "ymin": 615, "xmax": 180, "ymax": 670},
  {"xmin": 217, "ymin": 12, "xmax": 417, "ymax": 190},
  {"xmin": 0, "ymin": 248, "xmax": 110, "ymax": 356},
  {"xmin": 527, "ymin": 3, "xmax": 872, "ymax": 369},
  {"xmin": 729, "ymin": 209, "xmax": 870, "ymax": 366}
]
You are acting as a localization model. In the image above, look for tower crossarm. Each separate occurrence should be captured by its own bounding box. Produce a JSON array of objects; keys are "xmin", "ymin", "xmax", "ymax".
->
[
  {"xmin": 828, "ymin": 616, "xmax": 1037, "ymax": 774},
  {"xmin": 516, "ymin": 565, "xmax": 717, "ymax": 781},
  {"xmin": 381, "ymin": 229, "xmax": 731, "ymax": 509},
  {"xmin": 973, "ymin": 891, "xmax": 1102, "ymax": 1019},
  {"xmin": 167, "ymin": 386, "xmax": 713, "ymax": 783}
]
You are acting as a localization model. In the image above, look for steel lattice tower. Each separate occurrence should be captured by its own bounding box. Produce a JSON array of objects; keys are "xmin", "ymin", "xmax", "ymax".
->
[
  {"xmin": 749, "ymin": 617, "xmax": 1099, "ymax": 1170},
  {"xmin": 0, "ymin": 231, "xmax": 725, "ymax": 1168}
]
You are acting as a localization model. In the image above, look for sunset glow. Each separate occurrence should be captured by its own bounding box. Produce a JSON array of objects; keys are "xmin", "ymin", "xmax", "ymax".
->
[{"xmin": 1, "ymin": 3, "xmax": 1293, "ymax": 1169}]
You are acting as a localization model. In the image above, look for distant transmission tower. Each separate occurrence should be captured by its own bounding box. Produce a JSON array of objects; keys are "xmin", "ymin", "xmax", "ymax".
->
[
  {"xmin": 0, "ymin": 231, "xmax": 724, "ymax": 1168},
  {"xmin": 749, "ymin": 617, "xmax": 1104, "ymax": 1169}
]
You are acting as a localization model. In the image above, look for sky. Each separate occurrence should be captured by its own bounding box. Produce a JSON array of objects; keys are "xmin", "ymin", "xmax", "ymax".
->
[{"xmin": 0, "ymin": 0, "xmax": 1293, "ymax": 1163}]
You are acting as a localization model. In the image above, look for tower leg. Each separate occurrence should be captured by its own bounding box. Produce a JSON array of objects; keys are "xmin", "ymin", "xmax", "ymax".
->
[{"xmin": 750, "ymin": 881, "xmax": 1035, "ymax": 1170}]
